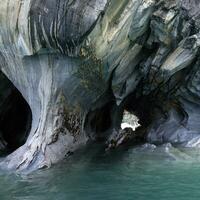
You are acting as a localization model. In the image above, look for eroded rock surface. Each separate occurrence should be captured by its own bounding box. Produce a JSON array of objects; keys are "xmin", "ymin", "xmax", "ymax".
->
[{"xmin": 0, "ymin": 0, "xmax": 200, "ymax": 172}]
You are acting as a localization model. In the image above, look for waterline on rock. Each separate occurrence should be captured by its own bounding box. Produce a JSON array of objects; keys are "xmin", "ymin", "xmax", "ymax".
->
[{"xmin": 0, "ymin": 143, "xmax": 200, "ymax": 199}]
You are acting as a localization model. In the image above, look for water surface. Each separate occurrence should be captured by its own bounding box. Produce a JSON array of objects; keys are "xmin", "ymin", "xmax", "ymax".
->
[{"xmin": 1, "ymin": 143, "xmax": 200, "ymax": 200}]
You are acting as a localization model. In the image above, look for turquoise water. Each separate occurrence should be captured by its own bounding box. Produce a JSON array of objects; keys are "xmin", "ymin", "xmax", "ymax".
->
[{"xmin": 1, "ymin": 144, "xmax": 200, "ymax": 200}]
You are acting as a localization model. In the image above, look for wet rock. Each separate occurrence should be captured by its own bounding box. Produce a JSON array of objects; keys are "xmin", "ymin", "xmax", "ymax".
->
[
  {"xmin": 105, "ymin": 110, "xmax": 141, "ymax": 150},
  {"xmin": 1, "ymin": 0, "xmax": 200, "ymax": 172},
  {"xmin": 106, "ymin": 128, "xmax": 136, "ymax": 150}
]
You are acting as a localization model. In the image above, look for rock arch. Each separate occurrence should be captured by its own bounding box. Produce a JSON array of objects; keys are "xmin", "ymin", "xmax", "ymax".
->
[{"xmin": 0, "ymin": 0, "xmax": 200, "ymax": 172}]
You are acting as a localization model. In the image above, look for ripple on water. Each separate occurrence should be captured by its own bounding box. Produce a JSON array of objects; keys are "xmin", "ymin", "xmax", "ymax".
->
[{"xmin": 0, "ymin": 144, "xmax": 200, "ymax": 200}]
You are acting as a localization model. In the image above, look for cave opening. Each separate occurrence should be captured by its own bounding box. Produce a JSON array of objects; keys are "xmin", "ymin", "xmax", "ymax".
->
[
  {"xmin": 119, "ymin": 90, "xmax": 156, "ymax": 145},
  {"xmin": 86, "ymin": 101, "xmax": 114, "ymax": 141},
  {"xmin": 0, "ymin": 72, "xmax": 32, "ymax": 154}
]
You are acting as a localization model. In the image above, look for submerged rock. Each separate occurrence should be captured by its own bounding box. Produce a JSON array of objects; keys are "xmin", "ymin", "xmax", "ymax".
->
[
  {"xmin": 0, "ymin": 0, "xmax": 200, "ymax": 172},
  {"xmin": 133, "ymin": 143, "xmax": 194, "ymax": 161}
]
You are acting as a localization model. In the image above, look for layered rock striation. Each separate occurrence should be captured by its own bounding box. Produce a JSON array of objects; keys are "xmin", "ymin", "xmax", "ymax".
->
[{"xmin": 0, "ymin": 0, "xmax": 200, "ymax": 172}]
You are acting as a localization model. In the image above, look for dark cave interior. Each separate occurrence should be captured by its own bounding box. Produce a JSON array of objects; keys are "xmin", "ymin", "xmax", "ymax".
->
[{"xmin": 0, "ymin": 72, "xmax": 32, "ymax": 153}]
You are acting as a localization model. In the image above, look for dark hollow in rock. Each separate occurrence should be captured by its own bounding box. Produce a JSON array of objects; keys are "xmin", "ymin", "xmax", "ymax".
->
[
  {"xmin": 86, "ymin": 101, "xmax": 114, "ymax": 141},
  {"xmin": 0, "ymin": 72, "xmax": 32, "ymax": 153},
  {"xmin": 1, "ymin": 0, "xmax": 200, "ymax": 172}
]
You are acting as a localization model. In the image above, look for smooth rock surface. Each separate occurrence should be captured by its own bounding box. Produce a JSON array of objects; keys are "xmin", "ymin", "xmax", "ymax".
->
[{"xmin": 0, "ymin": 0, "xmax": 200, "ymax": 172}]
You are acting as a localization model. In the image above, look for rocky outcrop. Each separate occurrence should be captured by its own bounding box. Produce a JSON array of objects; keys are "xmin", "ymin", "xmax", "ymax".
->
[{"xmin": 0, "ymin": 0, "xmax": 200, "ymax": 172}]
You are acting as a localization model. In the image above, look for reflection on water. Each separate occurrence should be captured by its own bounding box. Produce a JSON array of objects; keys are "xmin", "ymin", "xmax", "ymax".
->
[{"xmin": 1, "ymin": 143, "xmax": 200, "ymax": 200}]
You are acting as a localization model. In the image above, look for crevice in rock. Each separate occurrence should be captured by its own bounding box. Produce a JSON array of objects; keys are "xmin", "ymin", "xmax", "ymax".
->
[
  {"xmin": 0, "ymin": 72, "xmax": 32, "ymax": 154},
  {"xmin": 86, "ymin": 101, "xmax": 114, "ymax": 141}
]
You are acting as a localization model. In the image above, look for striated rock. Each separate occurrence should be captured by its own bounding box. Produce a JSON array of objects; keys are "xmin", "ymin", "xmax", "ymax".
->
[
  {"xmin": 0, "ymin": 0, "xmax": 200, "ymax": 172},
  {"xmin": 105, "ymin": 111, "xmax": 141, "ymax": 150},
  {"xmin": 145, "ymin": 1, "xmax": 200, "ymax": 147},
  {"xmin": 0, "ymin": 0, "xmax": 108, "ymax": 172},
  {"xmin": 106, "ymin": 128, "xmax": 136, "ymax": 150}
]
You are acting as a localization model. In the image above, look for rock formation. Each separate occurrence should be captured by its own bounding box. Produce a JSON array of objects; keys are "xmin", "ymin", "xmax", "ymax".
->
[{"xmin": 0, "ymin": 0, "xmax": 200, "ymax": 172}]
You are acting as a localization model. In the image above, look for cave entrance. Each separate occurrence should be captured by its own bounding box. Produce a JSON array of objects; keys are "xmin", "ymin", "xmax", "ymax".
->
[
  {"xmin": 118, "ymin": 91, "xmax": 155, "ymax": 145},
  {"xmin": 86, "ymin": 101, "xmax": 114, "ymax": 141},
  {"xmin": 0, "ymin": 72, "xmax": 32, "ymax": 154}
]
